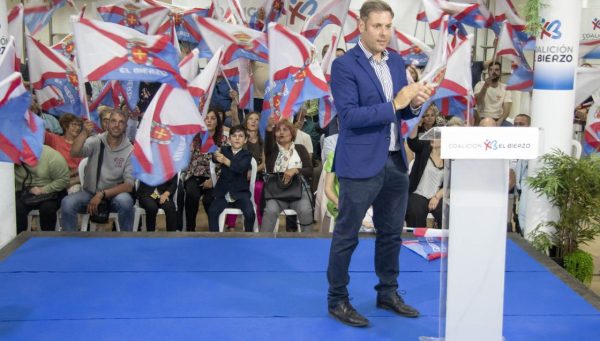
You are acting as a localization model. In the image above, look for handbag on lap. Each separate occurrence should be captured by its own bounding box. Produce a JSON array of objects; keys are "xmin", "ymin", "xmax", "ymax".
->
[
  {"xmin": 20, "ymin": 166, "xmax": 60, "ymax": 205},
  {"xmin": 263, "ymin": 172, "xmax": 302, "ymax": 202}
]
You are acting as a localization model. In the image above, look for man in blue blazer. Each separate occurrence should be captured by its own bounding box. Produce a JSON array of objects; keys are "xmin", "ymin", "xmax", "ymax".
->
[{"xmin": 326, "ymin": 0, "xmax": 433, "ymax": 327}]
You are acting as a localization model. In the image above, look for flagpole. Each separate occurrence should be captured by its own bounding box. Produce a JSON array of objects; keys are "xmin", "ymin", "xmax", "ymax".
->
[
  {"xmin": 492, "ymin": 25, "xmax": 501, "ymax": 66},
  {"xmin": 69, "ymin": 15, "xmax": 91, "ymax": 121},
  {"xmin": 467, "ymin": 92, "xmax": 472, "ymax": 126},
  {"xmin": 337, "ymin": 5, "xmax": 349, "ymax": 52},
  {"xmin": 413, "ymin": 18, "xmax": 419, "ymax": 37},
  {"xmin": 49, "ymin": 15, "xmax": 53, "ymax": 44},
  {"xmin": 219, "ymin": 66, "xmax": 235, "ymax": 91},
  {"xmin": 0, "ymin": 0, "xmax": 17, "ymax": 248},
  {"xmin": 336, "ymin": 22, "xmax": 345, "ymax": 53},
  {"xmin": 429, "ymin": 27, "xmax": 436, "ymax": 46}
]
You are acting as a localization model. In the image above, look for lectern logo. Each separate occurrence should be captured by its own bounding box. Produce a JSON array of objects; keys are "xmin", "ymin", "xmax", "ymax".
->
[
  {"xmin": 593, "ymin": 18, "xmax": 600, "ymax": 30},
  {"xmin": 484, "ymin": 139, "xmax": 498, "ymax": 151},
  {"xmin": 540, "ymin": 18, "xmax": 562, "ymax": 40}
]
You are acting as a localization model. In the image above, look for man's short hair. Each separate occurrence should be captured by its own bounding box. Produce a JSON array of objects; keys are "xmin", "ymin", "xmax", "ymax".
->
[
  {"xmin": 336, "ymin": 48, "xmax": 346, "ymax": 54},
  {"xmin": 479, "ymin": 117, "xmax": 496, "ymax": 127},
  {"xmin": 229, "ymin": 125, "xmax": 247, "ymax": 137},
  {"xmin": 446, "ymin": 116, "xmax": 466, "ymax": 127},
  {"xmin": 515, "ymin": 114, "xmax": 531, "ymax": 126},
  {"xmin": 488, "ymin": 61, "xmax": 502, "ymax": 70},
  {"xmin": 360, "ymin": 0, "xmax": 394, "ymax": 21},
  {"xmin": 109, "ymin": 108, "xmax": 129, "ymax": 121}
]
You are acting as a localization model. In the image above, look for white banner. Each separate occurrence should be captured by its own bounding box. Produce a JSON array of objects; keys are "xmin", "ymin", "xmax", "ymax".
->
[
  {"xmin": 534, "ymin": 3, "xmax": 581, "ymax": 90},
  {"xmin": 580, "ymin": 8, "xmax": 600, "ymax": 42},
  {"xmin": 440, "ymin": 127, "xmax": 540, "ymax": 160},
  {"xmin": 525, "ymin": 0, "xmax": 582, "ymax": 239}
]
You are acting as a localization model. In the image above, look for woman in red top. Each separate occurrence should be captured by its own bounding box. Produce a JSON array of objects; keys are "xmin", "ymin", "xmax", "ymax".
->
[{"xmin": 44, "ymin": 114, "xmax": 84, "ymax": 193}]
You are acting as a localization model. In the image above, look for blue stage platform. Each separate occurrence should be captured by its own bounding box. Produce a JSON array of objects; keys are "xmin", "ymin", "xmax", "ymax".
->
[{"xmin": 0, "ymin": 233, "xmax": 599, "ymax": 340}]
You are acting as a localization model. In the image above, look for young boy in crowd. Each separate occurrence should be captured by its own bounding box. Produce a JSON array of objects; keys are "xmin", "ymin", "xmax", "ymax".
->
[{"xmin": 208, "ymin": 126, "xmax": 256, "ymax": 232}]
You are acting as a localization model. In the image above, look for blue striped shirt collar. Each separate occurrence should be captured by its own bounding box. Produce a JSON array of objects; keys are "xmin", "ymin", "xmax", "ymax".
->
[{"xmin": 358, "ymin": 39, "xmax": 389, "ymax": 63}]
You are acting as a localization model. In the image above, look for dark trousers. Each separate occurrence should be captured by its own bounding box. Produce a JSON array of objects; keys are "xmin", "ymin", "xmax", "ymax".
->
[
  {"xmin": 179, "ymin": 176, "xmax": 214, "ymax": 231},
  {"xmin": 138, "ymin": 196, "xmax": 177, "ymax": 231},
  {"xmin": 512, "ymin": 193, "xmax": 523, "ymax": 235},
  {"xmin": 208, "ymin": 196, "xmax": 255, "ymax": 232},
  {"xmin": 15, "ymin": 191, "xmax": 64, "ymax": 233},
  {"xmin": 327, "ymin": 153, "xmax": 409, "ymax": 306},
  {"xmin": 405, "ymin": 193, "xmax": 443, "ymax": 228}
]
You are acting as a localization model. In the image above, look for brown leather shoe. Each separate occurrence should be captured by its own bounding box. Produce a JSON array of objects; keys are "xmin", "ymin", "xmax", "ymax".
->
[
  {"xmin": 328, "ymin": 301, "xmax": 370, "ymax": 327},
  {"xmin": 376, "ymin": 293, "xmax": 420, "ymax": 318}
]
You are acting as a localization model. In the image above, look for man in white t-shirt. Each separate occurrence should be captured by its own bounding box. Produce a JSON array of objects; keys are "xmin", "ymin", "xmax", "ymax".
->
[{"xmin": 474, "ymin": 61, "xmax": 512, "ymax": 126}]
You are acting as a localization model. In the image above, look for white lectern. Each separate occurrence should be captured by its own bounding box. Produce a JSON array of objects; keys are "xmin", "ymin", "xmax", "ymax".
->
[{"xmin": 420, "ymin": 127, "xmax": 539, "ymax": 341}]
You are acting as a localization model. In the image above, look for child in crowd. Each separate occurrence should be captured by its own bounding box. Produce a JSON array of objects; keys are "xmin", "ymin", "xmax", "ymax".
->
[{"xmin": 208, "ymin": 126, "xmax": 256, "ymax": 232}]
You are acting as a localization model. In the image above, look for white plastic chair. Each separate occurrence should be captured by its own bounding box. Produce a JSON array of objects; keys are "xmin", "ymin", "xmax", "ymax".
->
[
  {"xmin": 211, "ymin": 158, "xmax": 259, "ymax": 232},
  {"xmin": 132, "ymin": 206, "xmax": 149, "ymax": 232},
  {"xmin": 273, "ymin": 209, "xmax": 302, "ymax": 233},
  {"xmin": 132, "ymin": 180, "xmax": 150, "ymax": 232},
  {"xmin": 77, "ymin": 158, "xmax": 121, "ymax": 231},
  {"xmin": 27, "ymin": 210, "xmax": 60, "ymax": 231}
]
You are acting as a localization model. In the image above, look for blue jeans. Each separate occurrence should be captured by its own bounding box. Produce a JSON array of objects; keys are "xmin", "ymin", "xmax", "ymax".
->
[
  {"xmin": 60, "ymin": 190, "xmax": 135, "ymax": 231},
  {"xmin": 327, "ymin": 152, "xmax": 409, "ymax": 306}
]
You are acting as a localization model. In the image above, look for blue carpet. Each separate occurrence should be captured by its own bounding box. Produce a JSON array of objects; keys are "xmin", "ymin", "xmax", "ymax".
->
[
  {"xmin": 0, "ymin": 236, "xmax": 598, "ymax": 340},
  {"xmin": 1, "ymin": 317, "xmax": 600, "ymax": 341},
  {"xmin": 0, "ymin": 237, "xmax": 546, "ymax": 273}
]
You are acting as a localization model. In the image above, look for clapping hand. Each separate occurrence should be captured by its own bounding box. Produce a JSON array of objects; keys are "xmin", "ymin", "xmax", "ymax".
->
[{"xmin": 394, "ymin": 82, "xmax": 434, "ymax": 110}]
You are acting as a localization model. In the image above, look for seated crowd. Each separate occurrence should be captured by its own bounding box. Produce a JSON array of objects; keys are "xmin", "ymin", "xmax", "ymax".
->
[
  {"xmin": 18, "ymin": 59, "xmax": 545, "ymax": 234},
  {"xmin": 17, "ymin": 81, "xmax": 325, "ymax": 233}
]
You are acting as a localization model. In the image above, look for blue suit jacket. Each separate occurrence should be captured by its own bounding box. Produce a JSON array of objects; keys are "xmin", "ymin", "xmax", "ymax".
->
[{"xmin": 331, "ymin": 45, "xmax": 417, "ymax": 179}]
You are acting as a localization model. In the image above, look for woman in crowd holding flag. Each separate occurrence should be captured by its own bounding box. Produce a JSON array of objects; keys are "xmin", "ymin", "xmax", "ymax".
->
[
  {"xmin": 179, "ymin": 109, "xmax": 226, "ymax": 231},
  {"xmin": 261, "ymin": 117, "xmax": 313, "ymax": 233},
  {"xmin": 43, "ymin": 113, "xmax": 84, "ymax": 193}
]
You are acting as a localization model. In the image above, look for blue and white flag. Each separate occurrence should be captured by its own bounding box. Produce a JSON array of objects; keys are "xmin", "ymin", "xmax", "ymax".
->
[
  {"xmin": 73, "ymin": 17, "xmax": 186, "ymax": 89},
  {"xmin": 26, "ymin": 35, "xmax": 85, "ymax": 117}
]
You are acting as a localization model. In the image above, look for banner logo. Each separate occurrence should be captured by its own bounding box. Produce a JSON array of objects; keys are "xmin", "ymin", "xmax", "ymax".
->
[
  {"xmin": 288, "ymin": 0, "xmax": 318, "ymax": 25},
  {"xmin": 540, "ymin": 18, "xmax": 562, "ymax": 39},
  {"xmin": 150, "ymin": 122, "xmax": 173, "ymax": 144}
]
